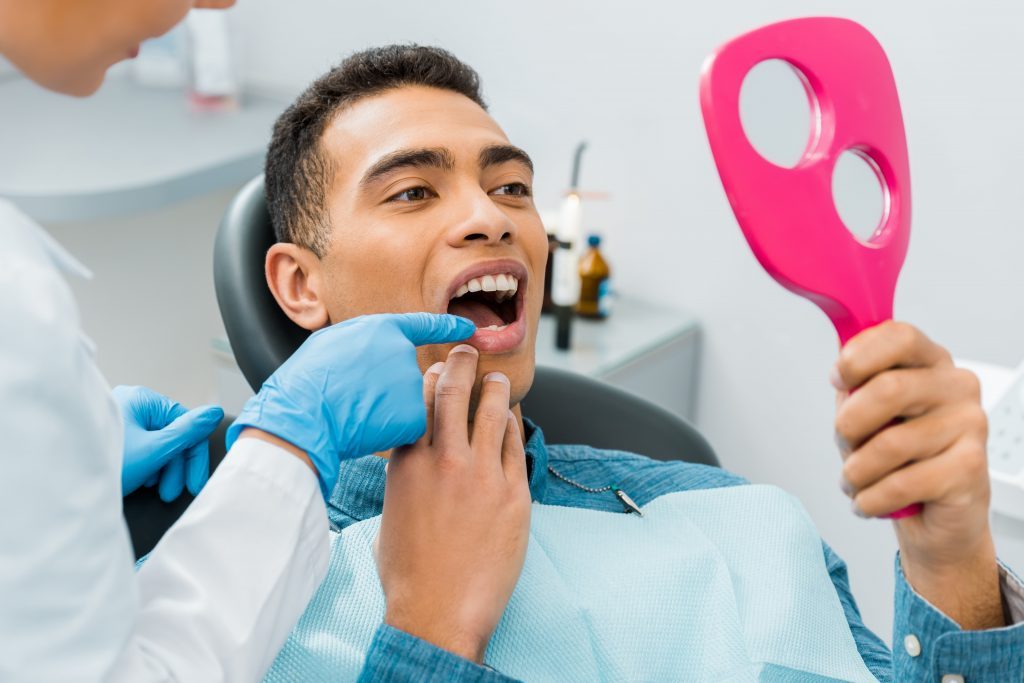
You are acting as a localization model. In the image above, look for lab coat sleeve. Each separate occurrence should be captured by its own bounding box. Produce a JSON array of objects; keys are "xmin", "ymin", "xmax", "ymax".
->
[{"xmin": 110, "ymin": 438, "xmax": 330, "ymax": 682}]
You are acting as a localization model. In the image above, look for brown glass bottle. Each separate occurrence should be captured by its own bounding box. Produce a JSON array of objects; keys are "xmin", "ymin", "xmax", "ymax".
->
[{"xmin": 576, "ymin": 234, "xmax": 611, "ymax": 319}]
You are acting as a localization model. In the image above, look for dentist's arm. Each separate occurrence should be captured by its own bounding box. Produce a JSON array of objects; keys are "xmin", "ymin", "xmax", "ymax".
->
[
  {"xmin": 120, "ymin": 312, "xmax": 477, "ymax": 682},
  {"xmin": 114, "ymin": 430, "xmax": 329, "ymax": 682}
]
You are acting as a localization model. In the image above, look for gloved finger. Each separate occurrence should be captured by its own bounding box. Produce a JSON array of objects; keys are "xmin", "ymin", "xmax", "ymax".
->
[
  {"xmin": 158, "ymin": 454, "xmax": 186, "ymax": 502},
  {"xmin": 184, "ymin": 439, "xmax": 211, "ymax": 496},
  {"xmin": 153, "ymin": 405, "xmax": 225, "ymax": 459},
  {"xmin": 389, "ymin": 313, "xmax": 475, "ymax": 347},
  {"xmin": 115, "ymin": 385, "xmax": 182, "ymax": 431},
  {"xmin": 127, "ymin": 403, "xmax": 189, "ymax": 492}
]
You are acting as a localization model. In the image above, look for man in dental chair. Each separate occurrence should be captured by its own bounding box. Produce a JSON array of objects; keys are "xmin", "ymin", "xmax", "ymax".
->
[{"xmin": 240, "ymin": 45, "xmax": 1024, "ymax": 681}]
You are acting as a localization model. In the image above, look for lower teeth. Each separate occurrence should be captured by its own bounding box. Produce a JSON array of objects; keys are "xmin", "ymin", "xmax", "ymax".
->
[{"xmin": 482, "ymin": 324, "xmax": 507, "ymax": 331}]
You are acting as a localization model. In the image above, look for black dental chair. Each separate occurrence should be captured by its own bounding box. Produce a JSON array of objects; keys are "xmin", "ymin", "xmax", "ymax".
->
[{"xmin": 122, "ymin": 175, "xmax": 718, "ymax": 558}]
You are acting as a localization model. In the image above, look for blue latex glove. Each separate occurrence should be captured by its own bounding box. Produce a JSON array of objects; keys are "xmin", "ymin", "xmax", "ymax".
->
[
  {"xmin": 113, "ymin": 385, "xmax": 225, "ymax": 502},
  {"xmin": 226, "ymin": 312, "xmax": 475, "ymax": 499}
]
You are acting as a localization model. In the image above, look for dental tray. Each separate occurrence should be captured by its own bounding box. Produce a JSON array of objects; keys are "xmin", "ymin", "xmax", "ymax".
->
[{"xmin": 987, "ymin": 364, "xmax": 1024, "ymax": 520}]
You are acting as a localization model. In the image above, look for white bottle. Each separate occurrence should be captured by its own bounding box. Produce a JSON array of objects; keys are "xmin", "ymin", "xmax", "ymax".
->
[{"xmin": 186, "ymin": 9, "xmax": 239, "ymax": 110}]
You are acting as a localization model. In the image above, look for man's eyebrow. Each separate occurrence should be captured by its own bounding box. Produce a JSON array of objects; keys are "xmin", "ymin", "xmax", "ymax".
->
[
  {"xmin": 479, "ymin": 144, "xmax": 534, "ymax": 174},
  {"xmin": 359, "ymin": 147, "xmax": 457, "ymax": 188}
]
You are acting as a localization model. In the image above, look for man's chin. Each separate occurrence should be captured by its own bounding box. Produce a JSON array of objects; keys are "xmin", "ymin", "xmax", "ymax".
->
[{"xmin": 464, "ymin": 365, "xmax": 531, "ymax": 411}]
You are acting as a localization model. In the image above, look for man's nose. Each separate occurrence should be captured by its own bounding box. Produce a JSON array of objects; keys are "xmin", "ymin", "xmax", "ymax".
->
[{"xmin": 445, "ymin": 190, "xmax": 517, "ymax": 246}]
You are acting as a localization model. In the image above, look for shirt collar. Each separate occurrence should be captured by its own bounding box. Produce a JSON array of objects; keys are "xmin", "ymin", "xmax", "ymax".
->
[{"xmin": 329, "ymin": 417, "xmax": 550, "ymax": 525}]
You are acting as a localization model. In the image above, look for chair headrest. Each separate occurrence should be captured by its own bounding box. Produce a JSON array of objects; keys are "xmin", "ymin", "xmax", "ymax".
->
[{"xmin": 214, "ymin": 175, "xmax": 309, "ymax": 392}]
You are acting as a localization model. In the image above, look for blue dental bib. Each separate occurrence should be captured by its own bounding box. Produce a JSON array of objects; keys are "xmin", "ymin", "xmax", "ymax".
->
[{"xmin": 265, "ymin": 485, "xmax": 876, "ymax": 682}]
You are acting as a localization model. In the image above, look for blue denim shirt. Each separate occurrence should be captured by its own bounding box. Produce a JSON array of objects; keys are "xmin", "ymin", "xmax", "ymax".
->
[{"xmin": 327, "ymin": 421, "xmax": 1024, "ymax": 682}]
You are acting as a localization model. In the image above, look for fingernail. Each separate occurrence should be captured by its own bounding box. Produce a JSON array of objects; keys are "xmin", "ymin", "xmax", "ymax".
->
[
  {"xmin": 851, "ymin": 500, "xmax": 869, "ymax": 519},
  {"xmin": 450, "ymin": 344, "xmax": 477, "ymax": 355},
  {"xmin": 829, "ymin": 365, "xmax": 847, "ymax": 390},
  {"xmin": 197, "ymin": 405, "xmax": 225, "ymax": 422},
  {"xmin": 425, "ymin": 362, "xmax": 445, "ymax": 376},
  {"xmin": 484, "ymin": 372, "xmax": 509, "ymax": 384},
  {"xmin": 839, "ymin": 475, "xmax": 854, "ymax": 497},
  {"xmin": 834, "ymin": 432, "xmax": 851, "ymax": 454}
]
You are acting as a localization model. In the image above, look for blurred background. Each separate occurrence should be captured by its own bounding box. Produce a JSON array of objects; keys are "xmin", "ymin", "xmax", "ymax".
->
[{"xmin": 5, "ymin": 0, "xmax": 1024, "ymax": 643}]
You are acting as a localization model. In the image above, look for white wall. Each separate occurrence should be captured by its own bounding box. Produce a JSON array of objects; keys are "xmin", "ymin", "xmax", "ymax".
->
[
  {"xmin": 228, "ymin": 0, "xmax": 1024, "ymax": 642},
  {"xmin": 45, "ymin": 186, "xmax": 241, "ymax": 409}
]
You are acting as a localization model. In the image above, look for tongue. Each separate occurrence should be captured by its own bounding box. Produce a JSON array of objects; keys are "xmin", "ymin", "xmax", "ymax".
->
[{"xmin": 447, "ymin": 298, "xmax": 504, "ymax": 328}]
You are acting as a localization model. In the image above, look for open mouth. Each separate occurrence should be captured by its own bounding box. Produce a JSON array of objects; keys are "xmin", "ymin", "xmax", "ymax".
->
[
  {"xmin": 445, "ymin": 261, "xmax": 528, "ymax": 353},
  {"xmin": 447, "ymin": 273, "xmax": 520, "ymax": 329}
]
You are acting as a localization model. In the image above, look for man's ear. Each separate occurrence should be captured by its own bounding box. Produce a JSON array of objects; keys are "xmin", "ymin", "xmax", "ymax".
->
[{"xmin": 265, "ymin": 243, "xmax": 330, "ymax": 331}]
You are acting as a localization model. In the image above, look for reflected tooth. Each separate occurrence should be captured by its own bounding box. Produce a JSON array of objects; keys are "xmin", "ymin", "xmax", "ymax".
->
[
  {"xmin": 467, "ymin": 278, "xmax": 482, "ymax": 293},
  {"xmin": 495, "ymin": 274, "xmax": 510, "ymax": 290},
  {"xmin": 454, "ymin": 284, "xmax": 469, "ymax": 298},
  {"xmin": 481, "ymin": 274, "xmax": 497, "ymax": 291}
]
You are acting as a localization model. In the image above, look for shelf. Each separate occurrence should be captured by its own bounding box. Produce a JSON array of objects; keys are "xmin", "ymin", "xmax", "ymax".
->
[{"xmin": 0, "ymin": 77, "xmax": 285, "ymax": 222}]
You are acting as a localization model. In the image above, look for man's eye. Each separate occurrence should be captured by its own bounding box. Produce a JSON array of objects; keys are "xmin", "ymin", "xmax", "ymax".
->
[
  {"xmin": 492, "ymin": 183, "xmax": 531, "ymax": 197},
  {"xmin": 389, "ymin": 186, "xmax": 436, "ymax": 202}
]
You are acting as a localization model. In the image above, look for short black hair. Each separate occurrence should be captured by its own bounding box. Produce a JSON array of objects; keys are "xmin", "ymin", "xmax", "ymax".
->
[{"xmin": 264, "ymin": 44, "xmax": 487, "ymax": 256}]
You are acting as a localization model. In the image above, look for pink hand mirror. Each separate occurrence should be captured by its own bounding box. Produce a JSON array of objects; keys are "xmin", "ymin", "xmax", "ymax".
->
[{"xmin": 700, "ymin": 17, "xmax": 921, "ymax": 518}]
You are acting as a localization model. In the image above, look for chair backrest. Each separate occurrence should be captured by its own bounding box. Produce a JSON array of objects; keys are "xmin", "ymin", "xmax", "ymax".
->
[
  {"xmin": 122, "ymin": 176, "xmax": 718, "ymax": 557},
  {"xmin": 213, "ymin": 175, "xmax": 309, "ymax": 392},
  {"xmin": 523, "ymin": 366, "xmax": 717, "ymax": 467}
]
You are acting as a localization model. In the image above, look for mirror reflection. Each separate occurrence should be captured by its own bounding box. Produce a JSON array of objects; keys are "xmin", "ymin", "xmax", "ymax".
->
[
  {"xmin": 739, "ymin": 59, "xmax": 814, "ymax": 168},
  {"xmin": 832, "ymin": 149, "xmax": 888, "ymax": 241}
]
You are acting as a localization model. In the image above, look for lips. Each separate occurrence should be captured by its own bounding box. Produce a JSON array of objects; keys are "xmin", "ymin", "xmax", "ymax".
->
[{"xmin": 444, "ymin": 259, "xmax": 528, "ymax": 354}]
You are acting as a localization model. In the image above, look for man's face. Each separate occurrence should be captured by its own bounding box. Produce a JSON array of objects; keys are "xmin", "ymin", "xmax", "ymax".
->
[{"xmin": 314, "ymin": 86, "xmax": 548, "ymax": 407}]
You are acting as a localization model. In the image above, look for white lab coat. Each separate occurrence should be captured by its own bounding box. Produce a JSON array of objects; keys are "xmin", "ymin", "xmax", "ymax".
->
[{"xmin": 0, "ymin": 200, "xmax": 330, "ymax": 682}]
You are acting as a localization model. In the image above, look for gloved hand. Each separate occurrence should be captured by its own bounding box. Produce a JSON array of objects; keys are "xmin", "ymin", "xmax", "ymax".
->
[
  {"xmin": 226, "ymin": 312, "xmax": 475, "ymax": 499},
  {"xmin": 113, "ymin": 385, "xmax": 225, "ymax": 502}
]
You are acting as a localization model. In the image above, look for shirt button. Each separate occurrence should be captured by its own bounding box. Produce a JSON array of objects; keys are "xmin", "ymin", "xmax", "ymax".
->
[
  {"xmin": 941, "ymin": 675, "xmax": 965, "ymax": 683},
  {"xmin": 903, "ymin": 634, "xmax": 921, "ymax": 657}
]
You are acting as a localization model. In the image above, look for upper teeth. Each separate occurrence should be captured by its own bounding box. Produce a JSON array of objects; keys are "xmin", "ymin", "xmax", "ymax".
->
[{"xmin": 453, "ymin": 273, "xmax": 519, "ymax": 301}]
